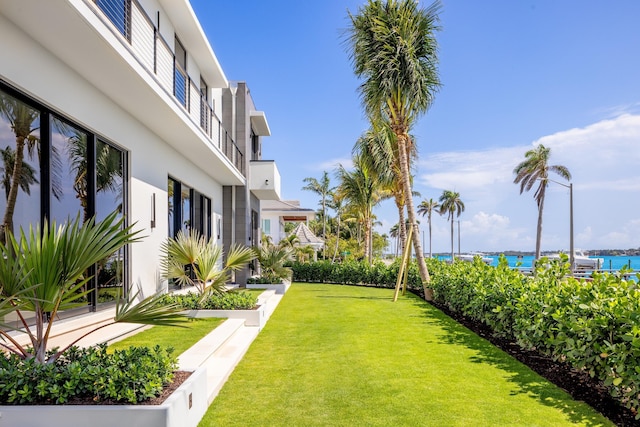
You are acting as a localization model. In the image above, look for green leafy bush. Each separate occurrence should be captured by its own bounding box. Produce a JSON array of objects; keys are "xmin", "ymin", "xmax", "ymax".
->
[
  {"xmin": 428, "ymin": 256, "xmax": 640, "ymax": 418},
  {"xmin": 161, "ymin": 291, "xmax": 258, "ymax": 310},
  {"xmin": 290, "ymin": 259, "xmax": 422, "ymax": 290},
  {"xmin": 0, "ymin": 344, "xmax": 176, "ymax": 404},
  {"xmin": 247, "ymin": 276, "xmax": 283, "ymax": 284}
]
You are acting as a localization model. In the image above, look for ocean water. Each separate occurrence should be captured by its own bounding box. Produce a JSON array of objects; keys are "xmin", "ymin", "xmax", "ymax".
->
[{"xmin": 432, "ymin": 254, "xmax": 640, "ymax": 271}]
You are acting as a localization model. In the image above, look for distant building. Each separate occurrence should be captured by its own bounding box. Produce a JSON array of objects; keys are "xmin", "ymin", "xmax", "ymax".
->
[
  {"xmin": 0, "ymin": 0, "xmax": 280, "ymax": 315},
  {"xmin": 260, "ymin": 200, "xmax": 315, "ymax": 246}
]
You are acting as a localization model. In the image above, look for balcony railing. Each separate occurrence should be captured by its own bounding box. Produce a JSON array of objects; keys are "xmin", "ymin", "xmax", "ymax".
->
[{"xmin": 90, "ymin": 0, "xmax": 244, "ymax": 176}]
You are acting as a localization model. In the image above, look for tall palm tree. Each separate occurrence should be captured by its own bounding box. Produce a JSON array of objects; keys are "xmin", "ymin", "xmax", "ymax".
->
[
  {"xmin": 417, "ymin": 198, "xmax": 439, "ymax": 258},
  {"xmin": 327, "ymin": 190, "xmax": 345, "ymax": 262},
  {"xmin": 438, "ymin": 190, "xmax": 464, "ymax": 262},
  {"xmin": 346, "ymin": 0, "xmax": 442, "ymax": 291},
  {"xmin": 0, "ymin": 92, "xmax": 40, "ymax": 243},
  {"xmin": 336, "ymin": 154, "xmax": 389, "ymax": 264},
  {"xmin": 302, "ymin": 171, "xmax": 332, "ymax": 258},
  {"xmin": 513, "ymin": 144, "xmax": 571, "ymax": 260}
]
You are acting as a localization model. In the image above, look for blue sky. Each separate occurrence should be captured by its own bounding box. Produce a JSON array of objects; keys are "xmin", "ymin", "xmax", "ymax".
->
[{"xmin": 190, "ymin": 0, "xmax": 640, "ymax": 253}]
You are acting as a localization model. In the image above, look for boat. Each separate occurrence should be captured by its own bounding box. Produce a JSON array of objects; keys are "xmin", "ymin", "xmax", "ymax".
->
[
  {"xmin": 547, "ymin": 250, "xmax": 604, "ymax": 270},
  {"xmin": 457, "ymin": 252, "xmax": 493, "ymax": 265}
]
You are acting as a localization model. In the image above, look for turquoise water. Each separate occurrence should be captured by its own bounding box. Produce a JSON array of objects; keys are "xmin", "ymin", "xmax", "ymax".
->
[{"xmin": 434, "ymin": 255, "xmax": 640, "ymax": 271}]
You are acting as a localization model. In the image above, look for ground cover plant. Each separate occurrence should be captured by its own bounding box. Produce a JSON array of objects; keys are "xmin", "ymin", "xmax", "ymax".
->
[{"xmin": 201, "ymin": 284, "xmax": 611, "ymax": 426}]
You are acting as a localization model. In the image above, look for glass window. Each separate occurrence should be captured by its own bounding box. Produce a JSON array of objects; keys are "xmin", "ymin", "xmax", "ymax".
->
[
  {"xmin": 181, "ymin": 184, "xmax": 191, "ymax": 233},
  {"xmin": 0, "ymin": 90, "xmax": 41, "ymax": 241},
  {"xmin": 95, "ymin": 140, "xmax": 125, "ymax": 304},
  {"xmin": 50, "ymin": 116, "xmax": 86, "ymax": 224},
  {"xmin": 262, "ymin": 219, "xmax": 271, "ymax": 235},
  {"xmin": 168, "ymin": 177, "xmax": 176, "ymax": 237},
  {"xmin": 96, "ymin": 0, "xmax": 130, "ymax": 39},
  {"xmin": 174, "ymin": 37, "xmax": 187, "ymax": 106}
]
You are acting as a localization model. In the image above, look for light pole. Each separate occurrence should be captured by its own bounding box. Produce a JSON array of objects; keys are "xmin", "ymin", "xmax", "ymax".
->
[{"xmin": 548, "ymin": 179, "xmax": 574, "ymax": 271}]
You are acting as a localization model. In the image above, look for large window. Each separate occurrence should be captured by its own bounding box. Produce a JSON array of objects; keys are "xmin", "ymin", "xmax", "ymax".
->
[
  {"xmin": 0, "ymin": 83, "xmax": 128, "ymax": 312},
  {"xmin": 174, "ymin": 37, "xmax": 188, "ymax": 107},
  {"xmin": 168, "ymin": 177, "xmax": 211, "ymax": 240}
]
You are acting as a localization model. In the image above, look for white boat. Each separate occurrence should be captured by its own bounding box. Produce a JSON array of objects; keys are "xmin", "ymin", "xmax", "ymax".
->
[
  {"xmin": 457, "ymin": 253, "xmax": 493, "ymax": 265},
  {"xmin": 547, "ymin": 250, "xmax": 604, "ymax": 270}
]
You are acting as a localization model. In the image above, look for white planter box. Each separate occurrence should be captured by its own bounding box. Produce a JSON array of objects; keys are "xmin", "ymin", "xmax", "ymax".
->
[
  {"xmin": 184, "ymin": 303, "xmax": 267, "ymax": 329},
  {"xmin": 246, "ymin": 282, "xmax": 290, "ymax": 294},
  {"xmin": 0, "ymin": 367, "xmax": 208, "ymax": 427}
]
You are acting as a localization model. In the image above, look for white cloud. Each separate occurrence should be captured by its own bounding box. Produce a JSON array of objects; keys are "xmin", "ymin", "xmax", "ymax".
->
[
  {"xmin": 398, "ymin": 113, "xmax": 640, "ymax": 252},
  {"xmin": 313, "ymin": 157, "xmax": 353, "ymax": 171}
]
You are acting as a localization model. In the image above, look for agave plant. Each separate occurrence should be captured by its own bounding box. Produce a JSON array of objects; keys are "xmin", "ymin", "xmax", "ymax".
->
[
  {"xmin": 0, "ymin": 211, "xmax": 186, "ymax": 365},
  {"xmin": 161, "ymin": 230, "xmax": 255, "ymax": 296}
]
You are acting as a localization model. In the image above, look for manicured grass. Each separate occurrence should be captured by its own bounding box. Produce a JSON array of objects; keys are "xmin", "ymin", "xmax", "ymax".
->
[
  {"xmin": 200, "ymin": 284, "xmax": 613, "ymax": 426},
  {"xmin": 108, "ymin": 317, "xmax": 224, "ymax": 356}
]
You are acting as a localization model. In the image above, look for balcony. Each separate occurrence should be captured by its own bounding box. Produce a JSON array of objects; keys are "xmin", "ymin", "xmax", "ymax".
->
[
  {"xmin": 0, "ymin": 0, "xmax": 245, "ymax": 183},
  {"xmin": 249, "ymin": 161, "xmax": 281, "ymax": 201}
]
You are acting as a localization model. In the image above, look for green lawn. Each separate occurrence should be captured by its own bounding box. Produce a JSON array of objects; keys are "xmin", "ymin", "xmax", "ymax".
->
[
  {"xmin": 108, "ymin": 317, "xmax": 224, "ymax": 356},
  {"xmin": 200, "ymin": 283, "xmax": 613, "ymax": 427}
]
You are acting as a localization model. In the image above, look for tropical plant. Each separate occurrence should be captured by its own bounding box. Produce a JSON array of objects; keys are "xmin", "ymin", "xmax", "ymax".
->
[
  {"xmin": 0, "ymin": 211, "xmax": 186, "ymax": 365},
  {"xmin": 327, "ymin": 190, "xmax": 345, "ymax": 262},
  {"xmin": 302, "ymin": 171, "xmax": 332, "ymax": 258},
  {"xmin": 336, "ymin": 154, "xmax": 389, "ymax": 264},
  {"xmin": 161, "ymin": 230, "xmax": 255, "ymax": 296},
  {"xmin": 438, "ymin": 190, "xmax": 464, "ymax": 262},
  {"xmin": 252, "ymin": 244, "xmax": 294, "ymax": 283},
  {"xmin": 346, "ymin": 0, "xmax": 442, "ymax": 291},
  {"xmin": 513, "ymin": 144, "xmax": 571, "ymax": 260},
  {"xmin": 417, "ymin": 198, "xmax": 439, "ymax": 258}
]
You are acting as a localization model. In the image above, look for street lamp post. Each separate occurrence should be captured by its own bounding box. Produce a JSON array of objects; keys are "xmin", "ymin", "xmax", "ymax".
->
[{"xmin": 548, "ymin": 179, "xmax": 574, "ymax": 271}]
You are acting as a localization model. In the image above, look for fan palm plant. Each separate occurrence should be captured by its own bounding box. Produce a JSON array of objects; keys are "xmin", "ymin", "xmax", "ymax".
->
[
  {"xmin": 161, "ymin": 230, "xmax": 255, "ymax": 296},
  {"xmin": 0, "ymin": 211, "xmax": 186, "ymax": 364},
  {"xmin": 252, "ymin": 244, "xmax": 294, "ymax": 283},
  {"xmin": 417, "ymin": 198, "xmax": 440, "ymax": 258}
]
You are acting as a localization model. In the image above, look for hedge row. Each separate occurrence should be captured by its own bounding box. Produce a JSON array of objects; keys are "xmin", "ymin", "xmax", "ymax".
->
[
  {"xmin": 428, "ymin": 256, "xmax": 640, "ymax": 417},
  {"xmin": 290, "ymin": 259, "xmax": 422, "ymax": 290}
]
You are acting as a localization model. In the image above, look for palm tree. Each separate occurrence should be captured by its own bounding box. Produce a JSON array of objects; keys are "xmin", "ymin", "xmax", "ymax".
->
[
  {"xmin": 336, "ymin": 154, "xmax": 389, "ymax": 264},
  {"xmin": 346, "ymin": 0, "xmax": 442, "ymax": 292},
  {"xmin": 438, "ymin": 190, "xmax": 464, "ymax": 262},
  {"xmin": 417, "ymin": 198, "xmax": 439, "ymax": 258},
  {"xmin": 327, "ymin": 190, "xmax": 345, "ymax": 262},
  {"xmin": 513, "ymin": 144, "xmax": 571, "ymax": 260},
  {"xmin": 354, "ymin": 127, "xmax": 418, "ymax": 257},
  {"xmin": 302, "ymin": 171, "xmax": 332, "ymax": 258},
  {"xmin": 0, "ymin": 92, "xmax": 40, "ymax": 243}
]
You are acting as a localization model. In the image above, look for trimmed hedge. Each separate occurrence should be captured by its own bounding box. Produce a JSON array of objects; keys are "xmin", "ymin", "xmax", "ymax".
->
[
  {"xmin": 291, "ymin": 259, "xmax": 422, "ymax": 290},
  {"xmin": 428, "ymin": 256, "xmax": 640, "ymax": 418},
  {"xmin": 0, "ymin": 344, "xmax": 176, "ymax": 404},
  {"xmin": 160, "ymin": 290, "xmax": 258, "ymax": 310}
]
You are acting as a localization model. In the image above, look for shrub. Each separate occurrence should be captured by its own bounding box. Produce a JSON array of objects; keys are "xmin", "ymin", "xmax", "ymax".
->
[
  {"xmin": 161, "ymin": 291, "xmax": 258, "ymax": 310},
  {"xmin": 0, "ymin": 344, "xmax": 176, "ymax": 404}
]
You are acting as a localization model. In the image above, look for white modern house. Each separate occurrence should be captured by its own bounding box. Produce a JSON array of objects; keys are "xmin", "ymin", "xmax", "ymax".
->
[
  {"xmin": 0, "ymin": 0, "xmax": 280, "ymax": 316},
  {"xmin": 260, "ymin": 200, "xmax": 315, "ymax": 246}
]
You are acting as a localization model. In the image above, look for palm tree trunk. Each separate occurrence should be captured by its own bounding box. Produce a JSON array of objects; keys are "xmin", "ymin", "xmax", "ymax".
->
[
  {"xmin": 397, "ymin": 133, "xmax": 431, "ymax": 299},
  {"xmin": 450, "ymin": 216, "xmax": 454, "ymax": 262},
  {"xmin": 332, "ymin": 215, "xmax": 341, "ymax": 263},
  {"xmin": 1, "ymin": 136, "xmax": 25, "ymax": 243},
  {"xmin": 396, "ymin": 198, "xmax": 407, "ymax": 257},
  {"xmin": 428, "ymin": 214, "xmax": 433, "ymax": 258},
  {"xmin": 535, "ymin": 192, "xmax": 545, "ymax": 260}
]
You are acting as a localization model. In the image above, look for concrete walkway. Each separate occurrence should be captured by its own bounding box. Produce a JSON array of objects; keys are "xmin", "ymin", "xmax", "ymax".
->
[{"xmin": 4, "ymin": 287, "xmax": 285, "ymax": 405}]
